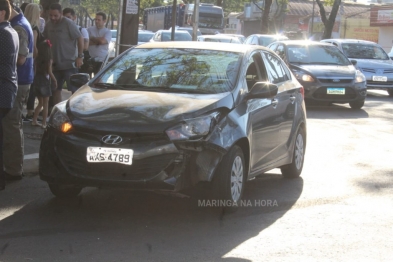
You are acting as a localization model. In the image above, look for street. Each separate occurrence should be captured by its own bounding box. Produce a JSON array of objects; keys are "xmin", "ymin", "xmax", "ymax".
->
[{"xmin": 0, "ymin": 90, "xmax": 392, "ymax": 261}]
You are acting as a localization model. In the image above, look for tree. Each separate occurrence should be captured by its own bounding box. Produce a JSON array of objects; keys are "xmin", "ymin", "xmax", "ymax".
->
[
  {"xmin": 252, "ymin": 0, "xmax": 287, "ymax": 34},
  {"xmin": 315, "ymin": 0, "xmax": 341, "ymax": 39}
]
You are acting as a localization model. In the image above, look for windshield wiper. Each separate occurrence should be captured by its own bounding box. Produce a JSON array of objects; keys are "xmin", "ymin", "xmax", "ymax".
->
[
  {"xmin": 141, "ymin": 86, "xmax": 214, "ymax": 94},
  {"xmin": 93, "ymin": 83, "xmax": 128, "ymax": 89}
]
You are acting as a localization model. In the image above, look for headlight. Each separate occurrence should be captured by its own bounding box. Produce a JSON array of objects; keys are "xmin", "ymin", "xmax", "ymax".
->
[
  {"xmin": 48, "ymin": 100, "xmax": 73, "ymax": 133},
  {"xmin": 292, "ymin": 70, "xmax": 314, "ymax": 82},
  {"xmin": 355, "ymin": 70, "xmax": 366, "ymax": 83},
  {"xmin": 166, "ymin": 112, "xmax": 220, "ymax": 141}
]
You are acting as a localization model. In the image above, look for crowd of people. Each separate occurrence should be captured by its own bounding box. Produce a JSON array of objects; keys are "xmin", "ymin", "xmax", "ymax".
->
[{"xmin": 0, "ymin": 0, "xmax": 112, "ymax": 190}]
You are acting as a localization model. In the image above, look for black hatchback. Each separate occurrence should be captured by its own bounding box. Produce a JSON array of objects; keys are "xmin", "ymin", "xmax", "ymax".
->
[
  {"xmin": 268, "ymin": 41, "xmax": 367, "ymax": 109},
  {"xmin": 39, "ymin": 42, "xmax": 307, "ymax": 206}
]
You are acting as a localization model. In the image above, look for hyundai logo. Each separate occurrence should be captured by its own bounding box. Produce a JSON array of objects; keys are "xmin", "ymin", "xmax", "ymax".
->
[
  {"xmin": 332, "ymin": 79, "xmax": 340, "ymax": 82},
  {"xmin": 102, "ymin": 135, "xmax": 123, "ymax": 145}
]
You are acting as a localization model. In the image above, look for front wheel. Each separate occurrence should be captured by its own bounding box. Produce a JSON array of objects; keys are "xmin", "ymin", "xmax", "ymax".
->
[
  {"xmin": 387, "ymin": 89, "xmax": 393, "ymax": 97},
  {"xmin": 48, "ymin": 183, "xmax": 83, "ymax": 198},
  {"xmin": 349, "ymin": 99, "xmax": 365, "ymax": 110},
  {"xmin": 281, "ymin": 127, "xmax": 306, "ymax": 179},
  {"xmin": 212, "ymin": 145, "xmax": 246, "ymax": 208}
]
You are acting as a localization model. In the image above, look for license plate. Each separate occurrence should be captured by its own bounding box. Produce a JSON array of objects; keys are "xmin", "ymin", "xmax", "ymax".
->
[
  {"xmin": 86, "ymin": 147, "xmax": 133, "ymax": 165},
  {"xmin": 327, "ymin": 88, "xmax": 345, "ymax": 95},
  {"xmin": 372, "ymin": 76, "xmax": 387, "ymax": 82}
]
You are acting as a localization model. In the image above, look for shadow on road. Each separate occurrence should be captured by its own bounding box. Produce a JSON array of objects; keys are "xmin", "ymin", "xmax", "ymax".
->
[{"xmin": 0, "ymin": 172, "xmax": 303, "ymax": 260}]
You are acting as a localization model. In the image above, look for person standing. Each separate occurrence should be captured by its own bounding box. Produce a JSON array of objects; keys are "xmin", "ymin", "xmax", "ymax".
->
[
  {"xmin": 2, "ymin": 0, "xmax": 34, "ymax": 181},
  {"xmin": 63, "ymin": 8, "xmax": 89, "ymax": 52},
  {"xmin": 0, "ymin": 0, "xmax": 18, "ymax": 190},
  {"xmin": 87, "ymin": 12, "xmax": 111, "ymax": 75},
  {"xmin": 43, "ymin": 3, "xmax": 83, "ymax": 104}
]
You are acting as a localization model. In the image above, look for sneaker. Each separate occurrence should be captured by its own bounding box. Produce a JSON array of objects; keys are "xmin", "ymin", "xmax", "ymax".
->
[{"xmin": 23, "ymin": 114, "xmax": 33, "ymax": 122}]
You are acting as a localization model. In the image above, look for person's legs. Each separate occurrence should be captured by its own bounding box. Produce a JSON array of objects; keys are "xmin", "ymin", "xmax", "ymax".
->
[
  {"xmin": 0, "ymin": 109, "xmax": 10, "ymax": 190},
  {"xmin": 32, "ymin": 96, "xmax": 43, "ymax": 125},
  {"xmin": 51, "ymin": 70, "xmax": 66, "ymax": 108},
  {"xmin": 2, "ymin": 84, "xmax": 31, "ymax": 177},
  {"xmin": 42, "ymin": 97, "xmax": 49, "ymax": 127},
  {"xmin": 25, "ymin": 84, "xmax": 36, "ymax": 118}
]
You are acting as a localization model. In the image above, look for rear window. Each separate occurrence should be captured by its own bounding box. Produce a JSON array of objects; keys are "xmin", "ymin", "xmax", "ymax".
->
[{"xmin": 342, "ymin": 43, "xmax": 389, "ymax": 60}]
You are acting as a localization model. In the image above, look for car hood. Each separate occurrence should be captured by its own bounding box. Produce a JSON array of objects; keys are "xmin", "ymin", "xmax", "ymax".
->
[
  {"xmin": 351, "ymin": 59, "xmax": 393, "ymax": 69},
  {"xmin": 67, "ymin": 85, "xmax": 233, "ymax": 132},
  {"xmin": 290, "ymin": 64, "xmax": 356, "ymax": 77}
]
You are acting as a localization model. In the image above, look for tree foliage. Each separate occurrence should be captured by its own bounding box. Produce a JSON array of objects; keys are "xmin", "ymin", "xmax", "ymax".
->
[{"xmin": 315, "ymin": 0, "xmax": 341, "ymax": 39}]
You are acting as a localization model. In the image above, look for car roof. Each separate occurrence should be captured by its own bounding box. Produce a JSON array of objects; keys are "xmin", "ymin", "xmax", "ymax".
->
[
  {"xmin": 157, "ymin": 30, "xmax": 190, "ymax": 34},
  {"xmin": 250, "ymin": 34, "xmax": 288, "ymax": 38},
  {"xmin": 322, "ymin": 39, "xmax": 378, "ymax": 45},
  {"xmin": 199, "ymin": 35, "xmax": 240, "ymax": 39},
  {"xmin": 136, "ymin": 41, "xmax": 269, "ymax": 53},
  {"xmin": 276, "ymin": 40, "xmax": 334, "ymax": 46}
]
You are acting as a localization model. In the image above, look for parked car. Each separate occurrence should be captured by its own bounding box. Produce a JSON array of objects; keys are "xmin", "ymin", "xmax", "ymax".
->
[
  {"xmin": 110, "ymin": 29, "xmax": 154, "ymax": 45},
  {"xmin": 40, "ymin": 42, "xmax": 307, "ymax": 209},
  {"xmin": 197, "ymin": 34, "xmax": 242, "ymax": 44},
  {"xmin": 268, "ymin": 40, "xmax": 367, "ymax": 109},
  {"xmin": 244, "ymin": 34, "xmax": 289, "ymax": 47},
  {"xmin": 169, "ymin": 26, "xmax": 202, "ymax": 37},
  {"xmin": 220, "ymin": 33, "xmax": 246, "ymax": 43},
  {"xmin": 150, "ymin": 30, "xmax": 192, "ymax": 42},
  {"xmin": 321, "ymin": 39, "xmax": 393, "ymax": 97}
]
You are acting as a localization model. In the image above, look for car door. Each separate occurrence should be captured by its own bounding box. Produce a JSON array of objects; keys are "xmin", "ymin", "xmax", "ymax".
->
[
  {"xmin": 260, "ymin": 51, "xmax": 296, "ymax": 162},
  {"xmin": 245, "ymin": 52, "xmax": 282, "ymax": 175}
]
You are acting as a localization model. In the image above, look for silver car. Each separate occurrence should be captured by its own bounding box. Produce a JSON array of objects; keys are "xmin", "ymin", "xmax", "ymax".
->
[{"xmin": 321, "ymin": 39, "xmax": 393, "ymax": 97}]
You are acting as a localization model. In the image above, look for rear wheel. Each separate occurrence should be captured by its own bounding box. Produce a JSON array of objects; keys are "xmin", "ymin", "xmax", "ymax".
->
[
  {"xmin": 388, "ymin": 89, "xmax": 393, "ymax": 97},
  {"xmin": 281, "ymin": 127, "xmax": 306, "ymax": 178},
  {"xmin": 212, "ymin": 145, "xmax": 245, "ymax": 209},
  {"xmin": 349, "ymin": 99, "xmax": 365, "ymax": 110},
  {"xmin": 48, "ymin": 183, "xmax": 83, "ymax": 198}
]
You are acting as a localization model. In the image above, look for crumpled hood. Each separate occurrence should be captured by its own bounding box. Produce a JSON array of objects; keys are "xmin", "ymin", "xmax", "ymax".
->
[
  {"xmin": 67, "ymin": 85, "xmax": 233, "ymax": 132},
  {"xmin": 290, "ymin": 64, "xmax": 356, "ymax": 78}
]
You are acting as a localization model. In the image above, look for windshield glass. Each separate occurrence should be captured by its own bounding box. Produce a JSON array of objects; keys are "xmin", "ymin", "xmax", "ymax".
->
[
  {"xmin": 287, "ymin": 45, "xmax": 351, "ymax": 65},
  {"xmin": 162, "ymin": 32, "xmax": 192, "ymax": 41},
  {"xmin": 258, "ymin": 36, "xmax": 288, "ymax": 46},
  {"xmin": 138, "ymin": 33, "xmax": 154, "ymax": 42},
  {"xmin": 95, "ymin": 48, "xmax": 242, "ymax": 94},
  {"xmin": 198, "ymin": 16, "xmax": 223, "ymax": 29},
  {"xmin": 341, "ymin": 43, "xmax": 389, "ymax": 60}
]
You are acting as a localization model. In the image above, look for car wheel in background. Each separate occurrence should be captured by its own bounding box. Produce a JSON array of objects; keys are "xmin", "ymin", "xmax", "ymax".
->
[
  {"xmin": 213, "ymin": 145, "xmax": 245, "ymax": 209},
  {"xmin": 387, "ymin": 89, "xmax": 393, "ymax": 97},
  {"xmin": 281, "ymin": 127, "xmax": 306, "ymax": 179},
  {"xmin": 48, "ymin": 183, "xmax": 83, "ymax": 198},
  {"xmin": 349, "ymin": 99, "xmax": 365, "ymax": 110}
]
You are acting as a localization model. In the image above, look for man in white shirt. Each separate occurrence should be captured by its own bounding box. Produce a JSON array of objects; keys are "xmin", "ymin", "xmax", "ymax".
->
[{"xmin": 87, "ymin": 11, "xmax": 111, "ymax": 75}]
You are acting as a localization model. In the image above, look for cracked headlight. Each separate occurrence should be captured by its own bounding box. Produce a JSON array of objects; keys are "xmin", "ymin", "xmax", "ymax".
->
[
  {"xmin": 166, "ymin": 112, "xmax": 220, "ymax": 141},
  {"xmin": 48, "ymin": 100, "xmax": 73, "ymax": 133},
  {"xmin": 355, "ymin": 70, "xmax": 366, "ymax": 83}
]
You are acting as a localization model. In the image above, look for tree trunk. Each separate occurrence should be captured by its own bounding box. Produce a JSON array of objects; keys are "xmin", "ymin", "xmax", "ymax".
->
[
  {"xmin": 216, "ymin": 0, "xmax": 223, "ymax": 7},
  {"xmin": 261, "ymin": 0, "xmax": 272, "ymax": 34},
  {"xmin": 316, "ymin": 0, "xmax": 341, "ymax": 40}
]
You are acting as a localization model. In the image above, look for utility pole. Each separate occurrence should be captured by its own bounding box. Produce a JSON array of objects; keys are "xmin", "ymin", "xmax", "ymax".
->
[
  {"xmin": 310, "ymin": 0, "xmax": 315, "ymax": 39},
  {"xmin": 171, "ymin": 0, "xmax": 177, "ymax": 41},
  {"xmin": 192, "ymin": 0, "xmax": 200, "ymax": 41},
  {"xmin": 118, "ymin": 0, "xmax": 140, "ymax": 54}
]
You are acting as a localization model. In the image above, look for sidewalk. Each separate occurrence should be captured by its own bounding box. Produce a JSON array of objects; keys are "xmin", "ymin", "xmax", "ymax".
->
[{"xmin": 23, "ymin": 89, "xmax": 73, "ymax": 175}]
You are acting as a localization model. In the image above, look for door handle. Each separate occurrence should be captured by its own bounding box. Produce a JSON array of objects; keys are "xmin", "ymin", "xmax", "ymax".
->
[{"xmin": 271, "ymin": 99, "xmax": 278, "ymax": 107}]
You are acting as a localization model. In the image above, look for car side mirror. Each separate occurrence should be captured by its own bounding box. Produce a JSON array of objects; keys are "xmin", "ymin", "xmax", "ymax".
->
[
  {"xmin": 351, "ymin": 60, "xmax": 357, "ymax": 66},
  {"xmin": 247, "ymin": 82, "xmax": 278, "ymax": 99},
  {"xmin": 70, "ymin": 73, "xmax": 90, "ymax": 88}
]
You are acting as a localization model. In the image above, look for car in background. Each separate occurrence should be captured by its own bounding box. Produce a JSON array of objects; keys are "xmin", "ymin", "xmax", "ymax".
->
[
  {"xmin": 268, "ymin": 40, "xmax": 367, "ymax": 109},
  {"xmin": 220, "ymin": 34, "xmax": 246, "ymax": 43},
  {"xmin": 321, "ymin": 39, "xmax": 393, "ymax": 97},
  {"xmin": 40, "ymin": 42, "xmax": 306, "ymax": 209},
  {"xmin": 197, "ymin": 34, "xmax": 242, "ymax": 44},
  {"xmin": 169, "ymin": 26, "xmax": 202, "ymax": 37},
  {"xmin": 110, "ymin": 29, "xmax": 154, "ymax": 45},
  {"xmin": 150, "ymin": 30, "xmax": 192, "ymax": 42},
  {"xmin": 244, "ymin": 34, "xmax": 289, "ymax": 47}
]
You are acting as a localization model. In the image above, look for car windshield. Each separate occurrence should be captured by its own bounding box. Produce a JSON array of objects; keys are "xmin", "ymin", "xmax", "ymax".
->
[
  {"xmin": 203, "ymin": 37, "xmax": 240, "ymax": 43},
  {"xmin": 287, "ymin": 45, "xmax": 351, "ymax": 65},
  {"xmin": 94, "ymin": 48, "xmax": 242, "ymax": 94},
  {"xmin": 139, "ymin": 33, "xmax": 154, "ymax": 42},
  {"xmin": 259, "ymin": 36, "xmax": 288, "ymax": 46},
  {"xmin": 341, "ymin": 43, "xmax": 389, "ymax": 60},
  {"xmin": 161, "ymin": 32, "xmax": 192, "ymax": 41}
]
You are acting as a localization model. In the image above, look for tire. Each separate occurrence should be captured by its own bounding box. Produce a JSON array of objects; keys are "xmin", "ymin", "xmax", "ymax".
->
[
  {"xmin": 48, "ymin": 183, "xmax": 83, "ymax": 198},
  {"xmin": 281, "ymin": 127, "xmax": 306, "ymax": 179},
  {"xmin": 212, "ymin": 145, "xmax": 246, "ymax": 209},
  {"xmin": 349, "ymin": 99, "xmax": 365, "ymax": 110},
  {"xmin": 388, "ymin": 89, "xmax": 393, "ymax": 97}
]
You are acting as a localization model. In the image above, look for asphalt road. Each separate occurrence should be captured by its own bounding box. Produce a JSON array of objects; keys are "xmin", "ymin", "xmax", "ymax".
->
[{"xmin": 1, "ymin": 90, "xmax": 392, "ymax": 262}]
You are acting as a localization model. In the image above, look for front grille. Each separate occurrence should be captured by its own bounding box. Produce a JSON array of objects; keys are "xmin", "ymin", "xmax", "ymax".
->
[
  {"xmin": 313, "ymin": 87, "xmax": 357, "ymax": 100},
  {"xmin": 361, "ymin": 68, "xmax": 375, "ymax": 73},
  {"xmin": 383, "ymin": 69, "xmax": 393, "ymax": 73},
  {"xmin": 55, "ymin": 136, "xmax": 177, "ymax": 181},
  {"xmin": 318, "ymin": 78, "xmax": 353, "ymax": 84},
  {"xmin": 367, "ymin": 80, "xmax": 393, "ymax": 86}
]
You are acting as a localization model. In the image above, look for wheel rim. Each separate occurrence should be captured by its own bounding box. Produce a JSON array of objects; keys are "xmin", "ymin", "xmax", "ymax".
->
[
  {"xmin": 295, "ymin": 133, "xmax": 304, "ymax": 170},
  {"xmin": 231, "ymin": 156, "xmax": 243, "ymax": 202}
]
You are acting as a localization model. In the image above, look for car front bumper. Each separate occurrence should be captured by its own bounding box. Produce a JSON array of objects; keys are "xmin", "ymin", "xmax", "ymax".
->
[{"xmin": 302, "ymin": 81, "xmax": 367, "ymax": 102}]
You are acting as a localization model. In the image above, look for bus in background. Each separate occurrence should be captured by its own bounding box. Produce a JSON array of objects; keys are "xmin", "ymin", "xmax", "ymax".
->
[{"xmin": 143, "ymin": 3, "xmax": 224, "ymax": 35}]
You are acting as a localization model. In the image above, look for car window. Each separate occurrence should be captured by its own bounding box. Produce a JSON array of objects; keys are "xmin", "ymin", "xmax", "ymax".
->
[
  {"xmin": 341, "ymin": 43, "xmax": 389, "ymax": 60},
  {"xmin": 286, "ymin": 45, "xmax": 351, "ymax": 65},
  {"xmin": 244, "ymin": 36, "xmax": 253, "ymax": 45},
  {"xmin": 139, "ymin": 33, "xmax": 154, "ymax": 42},
  {"xmin": 269, "ymin": 43, "xmax": 278, "ymax": 51},
  {"xmin": 245, "ymin": 52, "xmax": 268, "ymax": 90},
  {"xmin": 261, "ymin": 52, "xmax": 290, "ymax": 84},
  {"xmin": 276, "ymin": 44, "xmax": 286, "ymax": 60},
  {"xmin": 97, "ymin": 48, "xmax": 242, "ymax": 94}
]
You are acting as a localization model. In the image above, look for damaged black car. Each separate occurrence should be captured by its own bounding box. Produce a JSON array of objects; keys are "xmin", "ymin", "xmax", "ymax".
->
[{"xmin": 39, "ymin": 42, "xmax": 307, "ymax": 206}]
